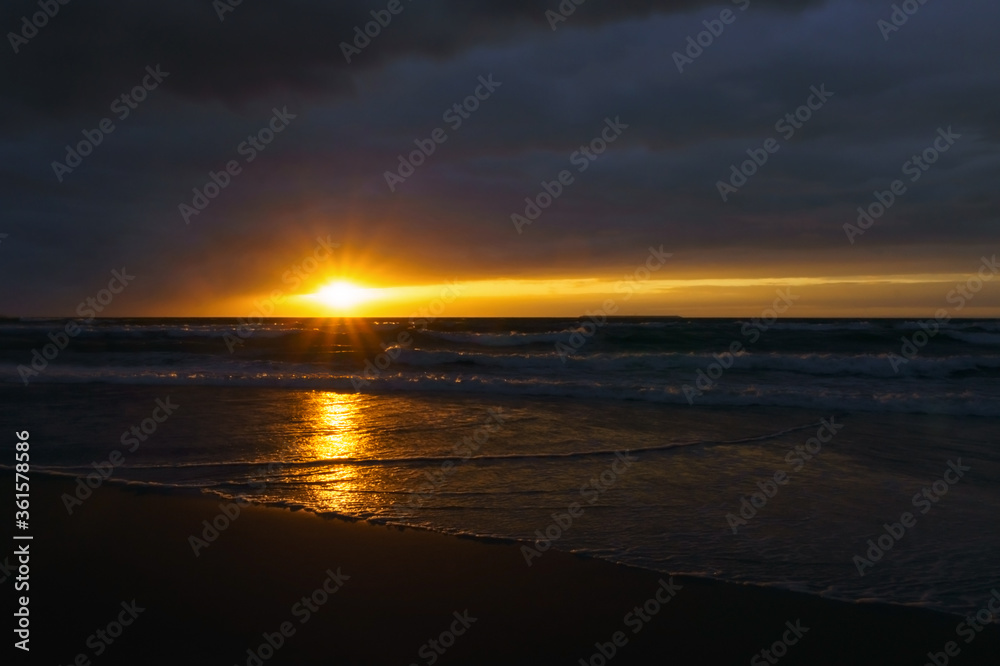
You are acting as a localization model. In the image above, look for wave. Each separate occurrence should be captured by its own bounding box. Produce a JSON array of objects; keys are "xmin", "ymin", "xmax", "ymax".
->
[
  {"xmin": 13, "ymin": 347, "xmax": 1000, "ymax": 387},
  {"xmin": 0, "ymin": 465, "xmax": 223, "ymax": 490},
  {"xmin": 419, "ymin": 330, "xmax": 575, "ymax": 346},
  {"xmin": 762, "ymin": 320, "xmax": 1000, "ymax": 334},
  {"xmin": 384, "ymin": 348, "xmax": 1000, "ymax": 378},
  {"xmin": 766, "ymin": 321, "xmax": 877, "ymax": 332},
  {"xmin": 897, "ymin": 320, "xmax": 1000, "ymax": 333},
  {"xmin": 941, "ymin": 331, "xmax": 1000, "ymax": 345},
  {"xmin": 28, "ymin": 421, "xmax": 822, "ymax": 476},
  {"xmin": 5, "ymin": 365, "xmax": 997, "ymax": 415}
]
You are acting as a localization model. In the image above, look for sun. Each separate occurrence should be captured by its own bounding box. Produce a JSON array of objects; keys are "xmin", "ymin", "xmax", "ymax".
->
[{"xmin": 312, "ymin": 281, "xmax": 373, "ymax": 311}]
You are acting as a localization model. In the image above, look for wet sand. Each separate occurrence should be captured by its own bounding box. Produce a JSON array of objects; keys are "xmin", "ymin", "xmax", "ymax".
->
[{"xmin": 11, "ymin": 472, "xmax": 999, "ymax": 665}]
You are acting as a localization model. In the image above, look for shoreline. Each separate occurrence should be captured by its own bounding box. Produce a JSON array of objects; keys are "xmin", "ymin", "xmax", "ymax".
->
[
  {"xmin": 10, "ymin": 472, "xmax": 1000, "ymax": 664},
  {"xmin": 27, "ymin": 465, "xmax": 980, "ymax": 621}
]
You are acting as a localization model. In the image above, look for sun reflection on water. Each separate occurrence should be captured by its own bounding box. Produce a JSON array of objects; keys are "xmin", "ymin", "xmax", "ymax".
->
[
  {"xmin": 306, "ymin": 391, "xmax": 370, "ymax": 460},
  {"xmin": 294, "ymin": 391, "xmax": 374, "ymax": 514}
]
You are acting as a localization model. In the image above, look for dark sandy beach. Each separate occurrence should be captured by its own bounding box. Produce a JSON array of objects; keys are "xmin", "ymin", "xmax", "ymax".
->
[{"xmin": 7, "ymin": 472, "xmax": 997, "ymax": 665}]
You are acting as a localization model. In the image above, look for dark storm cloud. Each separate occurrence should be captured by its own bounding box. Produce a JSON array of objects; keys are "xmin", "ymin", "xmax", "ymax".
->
[
  {"xmin": 0, "ymin": 0, "xmax": 823, "ymax": 120},
  {"xmin": 1, "ymin": 0, "xmax": 998, "ymax": 315},
  {"xmin": 309, "ymin": 0, "xmax": 1000, "ymax": 260}
]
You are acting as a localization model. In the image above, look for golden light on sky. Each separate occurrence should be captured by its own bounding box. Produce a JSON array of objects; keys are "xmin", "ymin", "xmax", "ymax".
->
[{"xmin": 269, "ymin": 270, "xmax": 1000, "ymax": 319}]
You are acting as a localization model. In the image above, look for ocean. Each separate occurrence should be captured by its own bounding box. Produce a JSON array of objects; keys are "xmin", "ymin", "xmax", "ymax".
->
[{"xmin": 2, "ymin": 317, "xmax": 999, "ymax": 619}]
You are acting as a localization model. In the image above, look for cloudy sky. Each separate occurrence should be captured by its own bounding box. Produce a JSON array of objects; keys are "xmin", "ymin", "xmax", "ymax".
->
[{"xmin": 2, "ymin": 0, "xmax": 998, "ymax": 317}]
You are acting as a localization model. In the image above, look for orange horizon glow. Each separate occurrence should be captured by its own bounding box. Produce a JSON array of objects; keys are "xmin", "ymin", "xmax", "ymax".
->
[
  {"xmin": 176, "ymin": 270, "xmax": 1000, "ymax": 319},
  {"xmin": 83, "ymin": 233, "xmax": 997, "ymax": 319}
]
